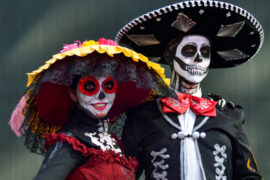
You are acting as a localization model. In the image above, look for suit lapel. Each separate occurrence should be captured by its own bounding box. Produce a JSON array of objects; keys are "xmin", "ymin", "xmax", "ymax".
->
[{"xmin": 167, "ymin": 113, "xmax": 181, "ymax": 126}]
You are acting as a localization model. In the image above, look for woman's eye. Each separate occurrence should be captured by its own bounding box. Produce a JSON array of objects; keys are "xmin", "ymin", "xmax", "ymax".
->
[
  {"xmin": 78, "ymin": 76, "xmax": 100, "ymax": 96},
  {"xmin": 104, "ymin": 81, "xmax": 114, "ymax": 90},
  {"xmin": 102, "ymin": 77, "xmax": 117, "ymax": 94},
  {"xmin": 84, "ymin": 81, "xmax": 96, "ymax": 91}
]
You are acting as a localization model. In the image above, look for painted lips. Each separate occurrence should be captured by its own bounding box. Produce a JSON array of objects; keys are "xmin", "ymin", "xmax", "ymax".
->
[{"xmin": 92, "ymin": 103, "xmax": 107, "ymax": 111}]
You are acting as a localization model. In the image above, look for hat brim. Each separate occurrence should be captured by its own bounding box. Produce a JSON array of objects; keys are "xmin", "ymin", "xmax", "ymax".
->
[
  {"xmin": 116, "ymin": 0, "xmax": 264, "ymax": 68},
  {"xmin": 26, "ymin": 44, "xmax": 170, "ymax": 87}
]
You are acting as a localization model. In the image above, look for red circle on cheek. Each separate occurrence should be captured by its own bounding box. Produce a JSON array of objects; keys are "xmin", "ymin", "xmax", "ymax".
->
[
  {"xmin": 102, "ymin": 77, "xmax": 117, "ymax": 94},
  {"xmin": 78, "ymin": 76, "xmax": 100, "ymax": 96}
]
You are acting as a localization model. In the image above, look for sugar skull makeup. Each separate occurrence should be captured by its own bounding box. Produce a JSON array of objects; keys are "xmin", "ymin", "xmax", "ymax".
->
[
  {"xmin": 76, "ymin": 76, "xmax": 117, "ymax": 119},
  {"xmin": 173, "ymin": 35, "xmax": 211, "ymax": 84}
]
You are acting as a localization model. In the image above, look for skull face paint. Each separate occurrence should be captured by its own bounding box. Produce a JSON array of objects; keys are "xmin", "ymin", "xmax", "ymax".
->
[
  {"xmin": 76, "ymin": 76, "xmax": 117, "ymax": 119},
  {"xmin": 173, "ymin": 35, "xmax": 210, "ymax": 84}
]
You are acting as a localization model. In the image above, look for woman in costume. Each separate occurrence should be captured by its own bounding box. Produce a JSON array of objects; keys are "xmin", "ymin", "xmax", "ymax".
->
[
  {"xmin": 9, "ymin": 38, "xmax": 171, "ymax": 179},
  {"xmin": 116, "ymin": 0, "xmax": 263, "ymax": 179}
]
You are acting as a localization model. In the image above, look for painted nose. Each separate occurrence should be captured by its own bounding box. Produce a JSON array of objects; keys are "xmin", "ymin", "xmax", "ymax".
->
[
  {"xmin": 98, "ymin": 91, "xmax": 105, "ymax": 99},
  {"xmin": 194, "ymin": 53, "xmax": 203, "ymax": 63}
]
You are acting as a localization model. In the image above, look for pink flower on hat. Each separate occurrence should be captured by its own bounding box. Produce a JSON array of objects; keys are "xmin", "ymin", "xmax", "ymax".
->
[
  {"xmin": 59, "ymin": 38, "xmax": 117, "ymax": 53},
  {"xmin": 60, "ymin": 40, "xmax": 83, "ymax": 53}
]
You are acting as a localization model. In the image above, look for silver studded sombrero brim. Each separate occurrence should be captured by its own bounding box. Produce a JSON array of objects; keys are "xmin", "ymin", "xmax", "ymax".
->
[{"xmin": 115, "ymin": 0, "xmax": 264, "ymax": 68}]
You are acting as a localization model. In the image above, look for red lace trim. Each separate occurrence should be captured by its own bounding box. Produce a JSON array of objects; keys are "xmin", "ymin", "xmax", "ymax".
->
[{"xmin": 45, "ymin": 133, "xmax": 137, "ymax": 170}]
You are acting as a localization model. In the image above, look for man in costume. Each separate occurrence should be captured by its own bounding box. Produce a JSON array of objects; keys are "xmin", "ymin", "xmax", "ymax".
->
[
  {"xmin": 116, "ymin": 0, "xmax": 264, "ymax": 179},
  {"xmin": 9, "ymin": 38, "xmax": 171, "ymax": 179}
]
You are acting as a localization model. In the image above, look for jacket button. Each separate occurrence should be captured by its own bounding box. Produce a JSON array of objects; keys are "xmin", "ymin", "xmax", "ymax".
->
[
  {"xmin": 177, "ymin": 132, "xmax": 186, "ymax": 139},
  {"xmin": 192, "ymin": 131, "xmax": 200, "ymax": 139},
  {"xmin": 171, "ymin": 133, "xmax": 178, "ymax": 139},
  {"xmin": 200, "ymin": 132, "xmax": 206, "ymax": 138}
]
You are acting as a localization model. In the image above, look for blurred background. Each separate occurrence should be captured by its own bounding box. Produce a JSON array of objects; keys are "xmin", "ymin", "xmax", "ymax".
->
[{"xmin": 0, "ymin": 0, "xmax": 269, "ymax": 179}]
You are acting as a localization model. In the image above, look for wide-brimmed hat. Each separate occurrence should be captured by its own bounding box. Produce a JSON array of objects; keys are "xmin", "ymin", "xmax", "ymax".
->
[
  {"xmin": 9, "ymin": 38, "xmax": 171, "ymax": 154},
  {"xmin": 115, "ymin": 0, "xmax": 264, "ymax": 68}
]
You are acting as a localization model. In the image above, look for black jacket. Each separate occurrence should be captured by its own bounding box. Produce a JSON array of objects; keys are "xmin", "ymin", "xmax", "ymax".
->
[{"xmin": 122, "ymin": 97, "xmax": 262, "ymax": 180}]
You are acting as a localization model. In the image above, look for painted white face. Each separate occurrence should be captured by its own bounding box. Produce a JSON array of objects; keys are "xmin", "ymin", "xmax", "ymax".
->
[
  {"xmin": 173, "ymin": 35, "xmax": 211, "ymax": 84},
  {"xmin": 76, "ymin": 76, "xmax": 117, "ymax": 119}
]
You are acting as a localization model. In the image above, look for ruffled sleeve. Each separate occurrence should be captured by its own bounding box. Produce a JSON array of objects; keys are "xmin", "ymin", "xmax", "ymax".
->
[{"xmin": 45, "ymin": 133, "xmax": 137, "ymax": 171}]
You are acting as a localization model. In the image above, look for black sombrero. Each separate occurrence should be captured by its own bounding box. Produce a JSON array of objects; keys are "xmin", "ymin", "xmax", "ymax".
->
[{"xmin": 115, "ymin": 0, "xmax": 264, "ymax": 68}]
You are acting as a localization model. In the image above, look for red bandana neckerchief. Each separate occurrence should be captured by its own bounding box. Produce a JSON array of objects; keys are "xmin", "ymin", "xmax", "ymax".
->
[{"xmin": 160, "ymin": 93, "xmax": 217, "ymax": 117}]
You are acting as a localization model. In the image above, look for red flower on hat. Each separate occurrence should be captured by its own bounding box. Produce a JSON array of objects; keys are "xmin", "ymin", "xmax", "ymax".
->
[{"xmin": 98, "ymin": 38, "xmax": 117, "ymax": 46}]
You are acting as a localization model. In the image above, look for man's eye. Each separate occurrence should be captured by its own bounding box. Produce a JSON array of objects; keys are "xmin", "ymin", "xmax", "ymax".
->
[
  {"xmin": 201, "ymin": 50, "xmax": 207, "ymax": 53},
  {"xmin": 84, "ymin": 81, "xmax": 96, "ymax": 91},
  {"xmin": 104, "ymin": 81, "xmax": 114, "ymax": 90},
  {"xmin": 185, "ymin": 48, "xmax": 194, "ymax": 53},
  {"xmin": 181, "ymin": 45, "xmax": 197, "ymax": 57},
  {"xmin": 200, "ymin": 46, "xmax": 210, "ymax": 58}
]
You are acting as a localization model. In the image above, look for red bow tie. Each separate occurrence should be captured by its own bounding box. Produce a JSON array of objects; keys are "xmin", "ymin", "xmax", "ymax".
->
[{"xmin": 160, "ymin": 93, "xmax": 217, "ymax": 117}]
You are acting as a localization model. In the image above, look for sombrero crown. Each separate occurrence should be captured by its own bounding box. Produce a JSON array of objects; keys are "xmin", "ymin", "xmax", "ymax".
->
[{"xmin": 116, "ymin": 0, "xmax": 264, "ymax": 68}]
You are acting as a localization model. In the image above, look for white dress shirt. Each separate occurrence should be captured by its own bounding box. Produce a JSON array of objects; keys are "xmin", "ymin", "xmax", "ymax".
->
[{"xmin": 177, "ymin": 89, "xmax": 203, "ymax": 180}]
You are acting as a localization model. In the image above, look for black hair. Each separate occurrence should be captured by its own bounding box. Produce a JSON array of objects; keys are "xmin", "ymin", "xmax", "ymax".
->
[{"xmin": 70, "ymin": 75, "xmax": 82, "ymax": 91}]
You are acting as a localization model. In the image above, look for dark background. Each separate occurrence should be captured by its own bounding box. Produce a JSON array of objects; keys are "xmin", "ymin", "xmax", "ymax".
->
[{"xmin": 1, "ymin": 0, "xmax": 269, "ymax": 179}]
